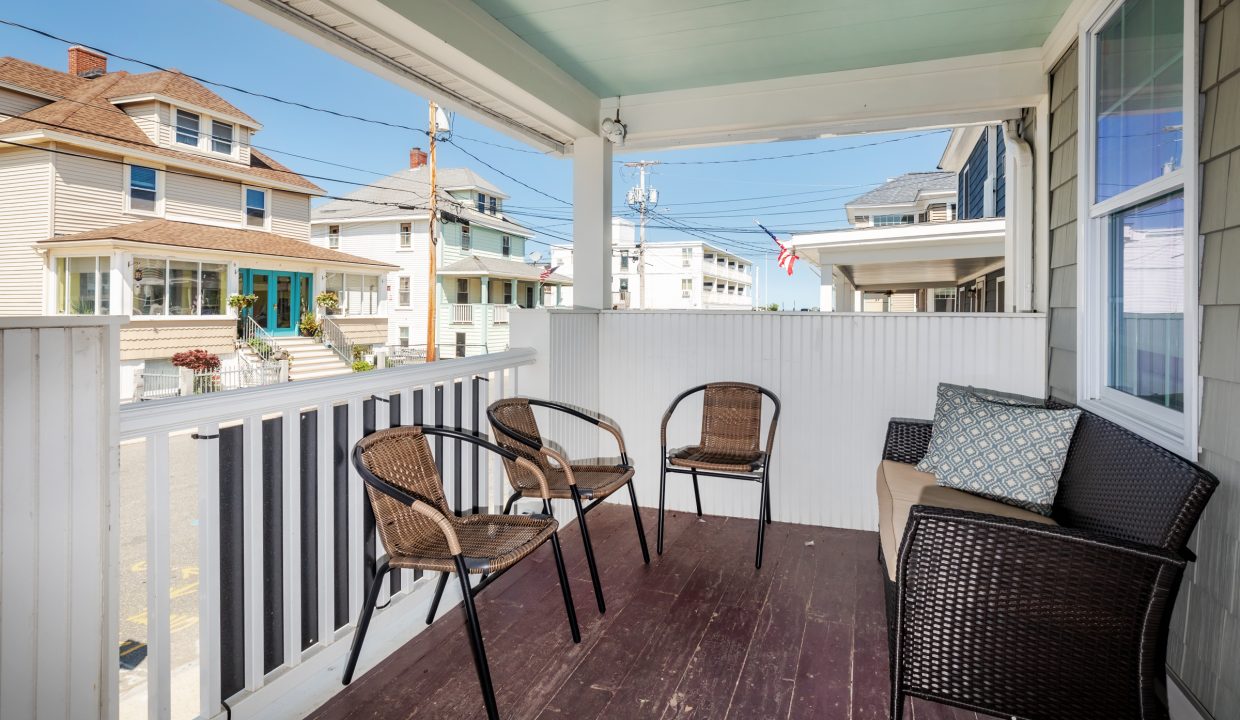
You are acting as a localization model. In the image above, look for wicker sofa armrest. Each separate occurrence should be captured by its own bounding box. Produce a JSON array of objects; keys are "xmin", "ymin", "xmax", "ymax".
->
[
  {"xmin": 882, "ymin": 418, "xmax": 933, "ymax": 465},
  {"xmin": 894, "ymin": 505, "xmax": 1186, "ymax": 719}
]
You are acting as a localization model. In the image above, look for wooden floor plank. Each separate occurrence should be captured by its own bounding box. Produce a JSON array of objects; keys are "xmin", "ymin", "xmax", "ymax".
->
[{"xmin": 306, "ymin": 507, "xmax": 892, "ymax": 720}]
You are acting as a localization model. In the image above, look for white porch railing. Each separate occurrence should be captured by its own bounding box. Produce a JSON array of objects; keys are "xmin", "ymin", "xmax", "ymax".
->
[
  {"xmin": 491, "ymin": 304, "xmax": 512, "ymax": 324},
  {"xmin": 116, "ymin": 350, "xmax": 534, "ymax": 720},
  {"xmin": 450, "ymin": 304, "xmax": 475, "ymax": 325}
]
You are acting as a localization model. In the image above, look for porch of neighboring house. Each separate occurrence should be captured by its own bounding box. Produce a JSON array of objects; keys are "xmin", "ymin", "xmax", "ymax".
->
[{"xmin": 438, "ymin": 255, "xmax": 571, "ymax": 357}]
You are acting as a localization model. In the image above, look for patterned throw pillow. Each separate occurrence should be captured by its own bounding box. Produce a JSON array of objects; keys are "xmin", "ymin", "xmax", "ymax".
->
[
  {"xmin": 923, "ymin": 392, "xmax": 1081, "ymax": 515},
  {"xmin": 915, "ymin": 384, "xmax": 1045, "ymax": 474}
]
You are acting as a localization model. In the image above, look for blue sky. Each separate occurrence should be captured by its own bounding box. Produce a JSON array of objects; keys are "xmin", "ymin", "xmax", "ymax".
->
[{"xmin": 3, "ymin": 0, "xmax": 952, "ymax": 309}]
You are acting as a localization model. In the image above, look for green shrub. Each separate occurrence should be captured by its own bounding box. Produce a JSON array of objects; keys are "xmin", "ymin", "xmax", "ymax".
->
[{"xmin": 351, "ymin": 359, "xmax": 374, "ymax": 372}]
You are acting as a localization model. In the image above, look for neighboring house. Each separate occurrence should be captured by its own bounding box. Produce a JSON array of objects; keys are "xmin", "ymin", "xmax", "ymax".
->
[
  {"xmin": 310, "ymin": 150, "xmax": 568, "ymax": 357},
  {"xmin": 0, "ymin": 48, "xmax": 395, "ymax": 396},
  {"xmin": 552, "ymin": 218, "xmax": 754, "ymax": 309},
  {"xmin": 791, "ymin": 130, "xmax": 1009, "ymax": 312}
]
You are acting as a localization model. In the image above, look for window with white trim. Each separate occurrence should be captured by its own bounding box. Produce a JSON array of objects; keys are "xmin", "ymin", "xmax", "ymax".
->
[
  {"xmin": 399, "ymin": 326, "xmax": 409, "ymax": 347},
  {"xmin": 460, "ymin": 224, "xmax": 472, "ymax": 251},
  {"xmin": 55, "ymin": 256, "xmax": 111, "ymax": 315},
  {"xmin": 244, "ymin": 187, "xmax": 268, "ymax": 228},
  {"xmin": 1080, "ymin": 0, "xmax": 1195, "ymax": 454},
  {"xmin": 175, "ymin": 109, "xmax": 199, "ymax": 146},
  {"xmin": 131, "ymin": 257, "xmax": 226, "ymax": 316},
  {"xmin": 399, "ymin": 276, "xmax": 410, "ymax": 307},
  {"xmin": 681, "ymin": 278, "xmax": 692, "ymax": 298},
  {"xmin": 127, "ymin": 165, "xmax": 159, "ymax": 214},
  {"xmin": 399, "ymin": 222, "xmax": 411, "ymax": 249},
  {"xmin": 210, "ymin": 121, "xmax": 234, "ymax": 154},
  {"xmin": 502, "ymin": 235, "xmax": 511, "ymax": 256},
  {"xmin": 682, "ymin": 247, "xmax": 692, "ymax": 267},
  {"xmin": 324, "ymin": 272, "xmax": 379, "ymax": 315},
  {"xmin": 328, "ymin": 224, "xmax": 340, "ymax": 249}
]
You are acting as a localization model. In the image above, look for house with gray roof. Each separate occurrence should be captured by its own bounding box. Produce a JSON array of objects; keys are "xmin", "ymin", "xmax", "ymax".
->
[
  {"xmin": 791, "ymin": 128, "xmax": 1010, "ymax": 313},
  {"xmin": 310, "ymin": 149, "xmax": 568, "ymax": 357}
]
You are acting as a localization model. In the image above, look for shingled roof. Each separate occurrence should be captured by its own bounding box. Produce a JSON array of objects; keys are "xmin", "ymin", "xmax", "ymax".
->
[
  {"xmin": 39, "ymin": 219, "xmax": 396, "ymax": 269},
  {"xmin": 0, "ymin": 57, "xmax": 319, "ymax": 193},
  {"xmin": 847, "ymin": 171, "xmax": 956, "ymax": 207}
]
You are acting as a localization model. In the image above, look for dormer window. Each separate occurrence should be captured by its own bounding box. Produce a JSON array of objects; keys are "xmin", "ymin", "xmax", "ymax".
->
[
  {"xmin": 328, "ymin": 224, "xmax": 340, "ymax": 249},
  {"xmin": 210, "ymin": 121, "xmax": 234, "ymax": 154},
  {"xmin": 476, "ymin": 193, "xmax": 485, "ymax": 213},
  {"xmin": 175, "ymin": 110, "xmax": 200, "ymax": 146},
  {"xmin": 244, "ymin": 187, "xmax": 268, "ymax": 228},
  {"xmin": 489, "ymin": 196, "xmax": 497, "ymax": 215}
]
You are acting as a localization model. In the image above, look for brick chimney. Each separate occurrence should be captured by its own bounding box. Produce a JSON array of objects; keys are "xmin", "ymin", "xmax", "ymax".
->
[
  {"xmin": 409, "ymin": 147, "xmax": 428, "ymax": 169},
  {"xmin": 68, "ymin": 46, "xmax": 107, "ymax": 78}
]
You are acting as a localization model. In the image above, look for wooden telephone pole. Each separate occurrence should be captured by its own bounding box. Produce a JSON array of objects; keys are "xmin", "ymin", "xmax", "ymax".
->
[{"xmin": 425, "ymin": 102, "xmax": 439, "ymax": 362}]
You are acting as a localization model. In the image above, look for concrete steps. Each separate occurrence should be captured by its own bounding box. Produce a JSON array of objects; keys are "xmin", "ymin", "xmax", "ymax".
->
[{"xmin": 238, "ymin": 336, "xmax": 354, "ymax": 382}]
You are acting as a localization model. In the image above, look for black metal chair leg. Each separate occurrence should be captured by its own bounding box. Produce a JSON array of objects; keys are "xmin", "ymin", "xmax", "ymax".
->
[
  {"xmin": 342, "ymin": 559, "xmax": 391, "ymax": 685},
  {"xmin": 690, "ymin": 469, "xmax": 703, "ymax": 517},
  {"xmin": 755, "ymin": 468, "xmax": 769, "ymax": 569},
  {"xmin": 548, "ymin": 533, "xmax": 581, "ymax": 643},
  {"xmin": 657, "ymin": 461, "xmax": 667, "ymax": 555},
  {"xmin": 764, "ymin": 471, "xmax": 772, "ymax": 524},
  {"xmin": 571, "ymin": 486, "xmax": 606, "ymax": 613},
  {"xmin": 425, "ymin": 571, "xmax": 449, "ymax": 625},
  {"xmin": 627, "ymin": 479, "xmax": 650, "ymax": 564},
  {"xmin": 502, "ymin": 491, "xmax": 521, "ymax": 515},
  {"xmin": 891, "ymin": 688, "xmax": 905, "ymax": 720},
  {"xmin": 454, "ymin": 556, "xmax": 499, "ymax": 720}
]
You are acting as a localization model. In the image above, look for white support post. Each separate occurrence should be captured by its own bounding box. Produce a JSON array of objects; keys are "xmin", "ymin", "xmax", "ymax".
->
[
  {"xmin": 282, "ymin": 406, "xmax": 302, "ymax": 669},
  {"xmin": 243, "ymin": 415, "xmax": 265, "ymax": 691},
  {"xmin": 819, "ymin": 264, "xmax": 836, "ymax": 312},
  {"xmin": 572, "ymin": 136, "xmax": 613, "ymax": 309},
  {"xmin": 1004, "ymin": 119, "xmax": 1035, "ymax": 312},
  {"xmin": 146, "ymin": 432, "xmax": 172, "ymax": 719},
  {"xmin": 197, "ymin": 422, "xmax": 222, "ymax": 720}
]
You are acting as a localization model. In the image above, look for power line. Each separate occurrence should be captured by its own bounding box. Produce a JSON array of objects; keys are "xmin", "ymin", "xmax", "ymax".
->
[
  {"xmin": 647, "ymin": 131, "xmax": 949, "ymax": 165},
  {"xmin": 442, "ymin": 137, "xmax": 570, "ymax": 206}
]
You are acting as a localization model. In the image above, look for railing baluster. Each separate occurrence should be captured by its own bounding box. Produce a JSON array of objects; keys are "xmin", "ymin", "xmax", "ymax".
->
[
  {"xmin": 282, "ymin": 407, "xmax": 302, "ymax": 669},
  {"xmin": 198, "ymin": 422, "xmax": 222, "ymax": 719},
  {"xmin": 146, "ymin": 432, "xmax": 172, "ymax": 719},
  {"xmin": 243, "ymin": 415, "xmax": 265, "ymax": 691},
  {"xmin": 398, "ymin": 389, "xmax": 416, "ymax": 590},
  {"xmin": 346, "ymin": 399, "xmax": 364, "ymax": 625},
  {"xmin": 372, "ymin": 396, "xmax": 391, "ymax": 609},
  {"xmin": 316, "ymin": 402, "xmax": 335, "ymax": 647}
]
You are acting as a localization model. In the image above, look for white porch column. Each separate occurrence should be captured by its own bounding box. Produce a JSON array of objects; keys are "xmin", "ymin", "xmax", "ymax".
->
[
  {"xmin": 572, "ymin": 136, "xmax": 613, "ymax": 309},
  {"xmin": 819, "ymin": 263, "xmax": 836, "ymax": 312},
  {"xmin": 1003, "ymin": 119, "xmax": 1035, "ymax": 312}
]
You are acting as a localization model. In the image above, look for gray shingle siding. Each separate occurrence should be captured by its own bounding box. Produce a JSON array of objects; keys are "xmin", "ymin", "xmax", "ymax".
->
[
  {"xmin": 1177, "ymin": 2, "xmax": 1240, "ymax": 715},
  {"xmin": 1047, "ymin": 46, "xmax": 1078, "ymax": 404},
  {"xmin": 960, "ymin": 132, "xmax": 988, "ymax": 220}
]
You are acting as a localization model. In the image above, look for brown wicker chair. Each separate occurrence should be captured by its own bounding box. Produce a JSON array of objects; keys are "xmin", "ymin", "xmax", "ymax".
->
[
  {"xmin": 658, "ymin": 382, "xmax": 781, "ymax": 568},
  {"xmin": 487, "ymin": 398, "xmax": 649, "ymax": 614},
  {"xmin": 882, "ymin": 399, "xmax": 1218, "ymax": 720},
  {"xmin": 344, "ymin": 425, "xmax": 580, "ymax": 720}
]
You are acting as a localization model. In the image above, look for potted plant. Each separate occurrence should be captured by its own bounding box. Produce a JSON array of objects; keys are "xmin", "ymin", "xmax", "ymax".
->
[
  {"xmin": 228, "ymin": 293, "xmax": 258, "ymax": 314},
  {"xmin": 315, "ymin": 290, "xmax": 340, "ymax": 315},
  {"xmin": 298, "ymin": 311, "xmax": 321, "ymax": 338}
]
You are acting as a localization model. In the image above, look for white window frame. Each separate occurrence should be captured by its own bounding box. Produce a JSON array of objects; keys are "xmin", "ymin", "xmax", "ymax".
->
[
  {"xmin": 54, "ymin": 254, "xmax": 114, "ymax": 316},
  {"xmin": 323, "ymin": 271, "xmax": 380, "ymax": 316},
  {"xmin": 125, "ymin": 164, "xmax": 162, "ymax": 216},
  {"xmin": 242, "ymin": 186, "xmax": 270, "ymax": 230},
  {"xmin": 130, "ymin": 255, "xmax": 230, "ymax": 318},
  {"xmin": 502, "ymin": 235, "xmax": 511, "ymax": 257},
  {"xmin": 210, "ymin": 120, "xmax": 234, "ymax": 156},
  {"xmin": 1076, "ymin": 0, "xmax": 1199, "ymax": 458},
  {"xmin": 460, "ymin": 224, "xmax": 472, "ymax": 252},
  {"xmin": 398, "ymin": 276, "xmax": 411, "ymax": 307},
  {"xmin": 398, "ymin": 326, "xmax": 410, "ymax": 347},
  {"xmin": 174, "ymin": 109, "xmax": 200, "ymax": 147},
  {"xmin": 399, "ymin": 222, "xmax": 411, "ymax": 249},
  {"xmin": 328, "ymin": 224, "xmax": 340, "ymax": 249},
  {"xmin": 682, "ymin": 247, "xmax": 692, "ymax": 267},
  {"xmin": 681, "ymin": 278, "xmax": 692, "ymax": 298}
]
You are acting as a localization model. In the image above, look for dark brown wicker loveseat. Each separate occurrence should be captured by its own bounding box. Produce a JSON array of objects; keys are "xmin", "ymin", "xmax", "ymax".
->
[{"xmin": 880, "ymin": 401, "xmax": 1217, "ymax": 720}]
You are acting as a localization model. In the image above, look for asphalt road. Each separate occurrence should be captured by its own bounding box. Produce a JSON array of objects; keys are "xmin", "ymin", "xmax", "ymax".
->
[{"xmin": 119, "ymin": 431, "xmax": 203, "ymax": 718}]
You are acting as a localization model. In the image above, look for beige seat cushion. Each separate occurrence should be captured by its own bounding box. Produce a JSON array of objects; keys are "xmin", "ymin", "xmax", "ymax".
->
[{"xmin": 876, "ymin": 460, "xmax": 1058, "ymax": 580}]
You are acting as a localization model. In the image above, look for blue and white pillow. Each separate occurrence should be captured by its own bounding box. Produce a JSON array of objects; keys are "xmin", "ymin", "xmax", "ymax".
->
[
  {"xmin": 922, "ymin": 391, "xmax": 1081, "ymax": 515},
  {"xmin": 915, "ymin": 384, "xmax": 1045, "ymax": 475}
]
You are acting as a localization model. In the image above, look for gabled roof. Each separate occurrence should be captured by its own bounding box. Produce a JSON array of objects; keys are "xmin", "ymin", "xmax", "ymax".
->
[
  {"xmin": 107, "ymin": 70, "xmax": 258, "ymax": 126},
  {"xmin": 38, "ymin": 219, "xmax": 396, "ymax": 269},
  {"xmin": 439, "ymin": 255, "xmax": 570, "ymax": 284},
  {"xmin": 0, "ymin": 57, "xmax": 320, "ymax": 193},
  {"xmin": 313, "ymin": 165, "xmax": 531, "ymax": 235},
  {"xmin": 847, "ymin": 171, "xmax": 956, "ymax": 208}
]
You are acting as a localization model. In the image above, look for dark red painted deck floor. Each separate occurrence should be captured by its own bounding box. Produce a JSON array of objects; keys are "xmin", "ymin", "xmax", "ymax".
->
[{"xmin": 308, "ymin": 505, "xmax": 993, "ymax": 720}]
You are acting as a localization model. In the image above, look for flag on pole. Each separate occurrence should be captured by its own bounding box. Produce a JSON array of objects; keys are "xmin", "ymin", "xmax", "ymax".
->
[
  {"xmin": 756, "ymin": 221, "xmax": 799, "ymax": 276},
  {"xmin": 539, "ymin": 264, "xmax": 559, "ymax": 281}
]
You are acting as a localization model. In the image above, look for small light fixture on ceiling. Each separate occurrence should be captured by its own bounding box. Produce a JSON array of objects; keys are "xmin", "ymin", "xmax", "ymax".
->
[{"xmin": 601, "ymin": 103, "xmax": 626, "ymax": 145}]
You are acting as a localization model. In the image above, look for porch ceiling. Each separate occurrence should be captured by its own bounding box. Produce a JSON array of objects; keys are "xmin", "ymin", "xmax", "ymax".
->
[
  {"xmin": 467, "ymin": 0, "xmax": 1074, "ymax": 97},
  {"xmin": 227, "ymin": 0, "xmax": 1076, "ymax": 153},
  {"xmin": 843, "ymin": 256, "xmax": 1003, "ymax": 291}
]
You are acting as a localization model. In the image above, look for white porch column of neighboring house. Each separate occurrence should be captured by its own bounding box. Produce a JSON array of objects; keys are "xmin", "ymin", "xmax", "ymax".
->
[
  {"xmin": 819, "ymin": 263, "xmax": 836, "ymax": 311},
  {"xmin": 572, "ymin": 136, "xmax": 613, "ymax": 309}
]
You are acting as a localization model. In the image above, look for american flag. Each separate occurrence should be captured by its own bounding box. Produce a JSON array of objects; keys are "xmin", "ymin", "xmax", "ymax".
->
[
  {"xmin": 756, "ymin": 222, "xmax": 799, "ymax": 276},
  {"xmin": 539, "ymin": 264, "xmax": 560, "ymax": 281}
]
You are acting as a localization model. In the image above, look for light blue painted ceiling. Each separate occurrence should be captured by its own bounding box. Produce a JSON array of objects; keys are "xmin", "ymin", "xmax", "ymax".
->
[{"xmin": 448, "ymin": 0, "xmax": 1075, "ymax": 97}]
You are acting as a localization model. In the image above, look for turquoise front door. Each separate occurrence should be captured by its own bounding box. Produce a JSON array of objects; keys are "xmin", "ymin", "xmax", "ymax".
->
[{"xmin": 241, "ymin": 269, "xmax": 311, "ymax": 336}]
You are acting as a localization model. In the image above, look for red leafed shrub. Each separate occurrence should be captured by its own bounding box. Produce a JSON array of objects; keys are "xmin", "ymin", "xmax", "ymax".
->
[{"xmin": 171, "ymin": 349, "xmax": 221, "ymax": 372}]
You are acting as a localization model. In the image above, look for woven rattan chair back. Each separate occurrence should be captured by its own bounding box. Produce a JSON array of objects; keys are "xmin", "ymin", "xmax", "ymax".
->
[
  {"xmin": 698, "ymin": 382, "xmax": 763, "ymax": 456},
  {"xmin": 487, "ymin": 398, "xmax": 551, "ymax": 493},
  {"xmin": 355, "ymin": 426, "xmax": 452, "ymax": 559},
  {"xmin": 1052, "ymin": 411, "xmax": 1216, "ymax": 552}
]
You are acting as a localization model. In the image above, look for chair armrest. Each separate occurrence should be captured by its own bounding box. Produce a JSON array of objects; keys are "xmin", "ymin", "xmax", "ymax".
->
[
  {"xmin": 350, "ymin": 442, "xmax": 463, "ymax": 555},
  {"xmin": 526, "ymin": 399, "xmax": 629, "ymax": 461},
  {"xmin": 883, "ymin": 418, "xmax": 933, "ymax": 465},
  {"xmin": 660, "ymin": 385, "xmax": 708, "ymax": 449}
]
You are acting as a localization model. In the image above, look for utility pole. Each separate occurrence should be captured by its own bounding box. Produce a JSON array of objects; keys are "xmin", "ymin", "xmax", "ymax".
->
[
  {"xmin": 424, "ymin": 102, "xmax": 439, "ymax": 362},
  {"xmin": 624, "ymin": 161, "xmax": 659, "ymax": 310}
]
